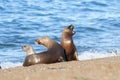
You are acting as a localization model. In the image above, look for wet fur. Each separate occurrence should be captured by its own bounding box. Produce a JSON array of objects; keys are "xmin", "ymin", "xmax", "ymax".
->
[{"xmin": 61, "ymin": 24, "xmax": 79, "ymax": 61}]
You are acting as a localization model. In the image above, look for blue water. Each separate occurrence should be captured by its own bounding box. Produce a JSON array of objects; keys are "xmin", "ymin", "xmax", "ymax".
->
[{"xmin": 0, "ymin": 0, "xmax": 120, "ymax": 68}]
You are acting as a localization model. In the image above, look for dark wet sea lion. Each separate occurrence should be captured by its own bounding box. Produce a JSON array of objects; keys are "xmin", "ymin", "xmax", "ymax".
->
[{"xmin": 61, "ymin": 24, "xmax": 79, "ymax": 61}]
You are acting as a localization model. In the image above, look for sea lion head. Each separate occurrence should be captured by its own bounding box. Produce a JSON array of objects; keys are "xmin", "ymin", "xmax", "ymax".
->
[
  {"xmin": 22, "ymin": 45, "xmax": 31, "ymax": 51},
  {"xmin": 63, "ymin": 24, "xmax": 75, "ymax": 36},
  {"xmin": 35, "ymin": 36, "xmax": 49, "ymax": 44},
  {"xmin": 35, "ymin": 36, "xmax": 54, "ymax": 48},
  {"xmin": 22, "ymin": 45, "xmax": 35, "ymax": 55}
]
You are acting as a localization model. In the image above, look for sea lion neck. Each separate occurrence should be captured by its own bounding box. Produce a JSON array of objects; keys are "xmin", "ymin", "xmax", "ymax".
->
[
  {"xmin": 61, "ymin": 32, "xmax": 74, "ymax": 45},
  {"xmin": 62, "ymin": 32, "xmax": 73, "ymax": 40},
  {"xmin": 26, "ymin": 47, "xmax": 35, "ymax": 56},
  {"xmin": 43, "ymin": 39, "xmax": 57, "ymax": 49}
]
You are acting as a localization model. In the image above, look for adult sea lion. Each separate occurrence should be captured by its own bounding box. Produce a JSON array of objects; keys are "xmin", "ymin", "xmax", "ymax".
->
[
  {"xmin": 61, "ymin": 24, "xmax": 79, "ymax": 61},
  {"xmin": 35, "ymin": 36, "xmax": 67, "ymax": 62}
]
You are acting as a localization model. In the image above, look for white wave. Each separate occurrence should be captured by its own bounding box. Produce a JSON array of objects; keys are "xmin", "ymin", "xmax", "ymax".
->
[
  {"xmin": 78, "ymin": 50, "xmax": 118, "ymax": 60},
  {"xmin": 1, "ymin": 50, "xmax": 120, "ymax": 69},
  {"xmin": 0, "ymin": 62, "xmax": 23, "ymax": 69}
]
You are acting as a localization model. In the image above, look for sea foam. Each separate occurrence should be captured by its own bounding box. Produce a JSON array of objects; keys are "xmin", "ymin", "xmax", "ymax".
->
[
  {"xmin": 0, "ymin": 62, "xmax": 22, "ymax": 69},
  {"xmin": 1, "ymin": 50, "xmax": 120, "ymax": 69},
  {"xmin": 78, "ymin": 50, "xmax": 118, "ymax": 60}
]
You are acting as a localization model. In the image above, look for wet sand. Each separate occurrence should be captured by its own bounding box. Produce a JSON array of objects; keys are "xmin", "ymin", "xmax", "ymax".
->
[{"xmin": 0, "ymin": 56, "xmax": 120, "ymax": 80}]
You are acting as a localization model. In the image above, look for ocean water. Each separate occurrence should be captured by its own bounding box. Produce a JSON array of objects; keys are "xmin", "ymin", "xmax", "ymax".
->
[{"xmin": 0, "ymin": 0, "xmax": 120, "ymax": 69}]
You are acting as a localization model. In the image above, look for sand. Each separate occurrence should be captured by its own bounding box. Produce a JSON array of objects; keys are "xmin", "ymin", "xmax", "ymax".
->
[{"xmin": 0, "ymin": 56, "xmax": 120, "ymax": 80}]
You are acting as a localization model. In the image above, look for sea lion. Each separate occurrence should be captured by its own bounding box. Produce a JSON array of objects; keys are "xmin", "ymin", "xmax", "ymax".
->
[
  {"xmin": 22, "ymin": 45, "xmax": 65, "ymax": 67},
  {"xmin": 61, "ymin": 24, "xmax": 79, "ymax": 61},
  {"xmin": 22, "ymin": 45, "xmax": 43, "ymax": 66},
  {"xmin": 35, "ymin": 36, "xmax": 67, "ymax": 62}
]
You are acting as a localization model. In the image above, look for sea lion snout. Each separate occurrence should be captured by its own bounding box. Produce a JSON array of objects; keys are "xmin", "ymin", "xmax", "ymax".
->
[
  {"xmin": 35, "ymin": 39, "xmax": 41, "ymax": 44},
  {"xmin": 66, "ymin": 24, "xmax": 75, "ymax": 35},
  {"xmin": 68, "ymin": 24, "xmax": 74, "ymax": 30},
  {"xmin": 22, "ymin": 45, "xmax": 26, "ymax": 50}
]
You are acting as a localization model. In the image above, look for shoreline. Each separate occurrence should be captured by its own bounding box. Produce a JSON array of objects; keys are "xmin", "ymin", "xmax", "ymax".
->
[{"xmin": 0, "ymin": 56, "xmax": 120, "ymax": 80}]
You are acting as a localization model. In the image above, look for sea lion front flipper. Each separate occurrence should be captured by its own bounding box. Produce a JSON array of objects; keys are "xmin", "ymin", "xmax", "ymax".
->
[{"xmin": 73, "ymin": 51, "xmax": 79, "ymax": 61}]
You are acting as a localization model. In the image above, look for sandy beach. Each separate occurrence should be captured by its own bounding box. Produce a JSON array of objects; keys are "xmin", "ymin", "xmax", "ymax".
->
[{"xmin": 0, "ymin": 56, "xmax": 120, "ymax": 80}]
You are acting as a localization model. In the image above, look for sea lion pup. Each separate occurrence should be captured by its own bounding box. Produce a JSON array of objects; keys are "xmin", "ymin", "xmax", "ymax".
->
[
  {"xmin": 22, "ymin": 45, "xmax": 65, "ymax": 67},
  {"xmin": 22, "ymin": 45, "xmax": 44, "ymax": 66},
  {"xmin": 35, "ymin": 36, "xmax": 67, "ymax": 62},
  {"xmin": 61, "ymin": 24, "xmax": 79, "ymax": 61}
]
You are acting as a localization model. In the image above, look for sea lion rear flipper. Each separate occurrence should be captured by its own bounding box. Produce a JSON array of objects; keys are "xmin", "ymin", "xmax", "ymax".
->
[
  {"xmin": 23, "ymin": 57, "xmax": 31, "ymax": 67},
  {"xmin": 57, "ymin": 56, "xmax": 64, "ymax": 62}
]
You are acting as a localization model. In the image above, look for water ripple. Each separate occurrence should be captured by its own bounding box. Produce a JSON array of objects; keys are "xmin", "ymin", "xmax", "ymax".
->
[{"xmin": 0, "ymin": 0, "xmax": 120, "ymax": 67}]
